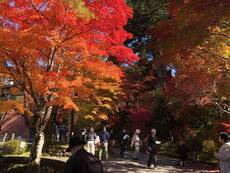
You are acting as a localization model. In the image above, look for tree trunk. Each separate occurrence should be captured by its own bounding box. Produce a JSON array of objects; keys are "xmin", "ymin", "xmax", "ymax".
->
[
  {"xmin": 44, "ymin": 106, "xmax": 58, "ymax": 149},
  {"xmin": 68, "ymin": 110, "xmax": 75, "ymax": 139},
  {"xmin": 29, "ymin": 131, "xmax": 44, "ymax": 171},
  {"xmin": 29, "ymin": 106, "xmax": 52, "ymax": 172},
  {"xmin": 0, "ymin": 112, "xmax": 7, "ymax": 133}
]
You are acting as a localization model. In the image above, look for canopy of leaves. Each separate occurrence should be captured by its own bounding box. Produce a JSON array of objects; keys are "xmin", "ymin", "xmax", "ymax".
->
[
  {"xmin": 126, "ymin": 0, "xmax": 168, "ymax": 35},
  {"xmin": 150, "ymin": 0, "xmax": 230, "ymax": 114},
  {"xmin": 0, "ymin": 0, "xmax": 138, "ymax": 116},
  {"xmin": 0, "ymin": 100, "xmax": 32, "ymax": 116}
]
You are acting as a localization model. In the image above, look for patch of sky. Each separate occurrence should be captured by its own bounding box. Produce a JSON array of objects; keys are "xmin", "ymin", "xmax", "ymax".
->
[
  {"xmin": 3, "ymin": 20, "xmax": 19, "ymax": 29},
  {"xmin": 5, "ymin": 60, "xmax": 14, "ymax": 67},
  {"xmin": 171, "ymin": 68, "xmax": 176, "ymax": 77},
  {"xmin": 127, "ymin": 35, "xmax": 151, "ymax": 48},
  {"xmin": 38, "ymin": 58, "xmax": 47, "ymax": 67},
  {"xmin": 146, "ymin": 51, "xmax": 154, "ymax": 61},
  {"xmin": 166, "ymin": 65, "xmax": 176, "ymax": 77},
  {"xmin": 9, "ymin": 0, "xmax": 15, "ymax": 7},
  {"xmin": 38, "ymin": 0, "xmax": 48, "ymax": 12},
  {"xmin": 86, "ymin": 0, "xmax": 96, "ymax": 3},
  {"xmin": 123, "ymin": 63, "xmax": 129, "ymax": 67},
  {"xmin": 102, "ymin": 56, "xmax": 109, "ymax": 62}
]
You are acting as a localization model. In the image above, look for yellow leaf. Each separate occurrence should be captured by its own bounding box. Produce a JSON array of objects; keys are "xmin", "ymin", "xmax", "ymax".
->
[
  {"xmin": 84, "ymin": 114, "xmax": 95, "ymax": 121},
  {"xmin": 0, "ymin": 100, "xmax": 32, "ymax": 116},
  {"xmin": 98, "ymin": 113, "xmax": 108, "ymax": 120}
]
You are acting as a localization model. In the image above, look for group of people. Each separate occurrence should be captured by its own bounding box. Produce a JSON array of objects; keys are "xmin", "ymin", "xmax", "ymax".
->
[
  {"xmin": 63, "ymin": 126, "xmax": 230, "ymax": 173},
  {"xmin": 63, "ymin": 126, "xmax": 160, "ymax": 173},
  {"xmin": 120, "ymin": 128, "xmax": 159, "ymax": 168},
  {"xmin": 78, "ymin": 126, "xmax": 110, "ymax": 161},
  {"xmin": 78, "ymin": 125, "xmax": 159, "ymax": 168}
]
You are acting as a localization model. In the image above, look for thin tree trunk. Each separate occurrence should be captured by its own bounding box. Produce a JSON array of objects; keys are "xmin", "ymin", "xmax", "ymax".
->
[
  {"xmin": 29, "ymin": 106, "xmax": 52, "ymax": 172},
  {"xmin": 44, "ymin": 106, "xmax": 58, "ymax": 149},
  {"xmin": 68, "ymin": 110, "xmax": 75, "ymax": 139},
  {"xmin": 0, "ymin": 112, "xmax": 7, "ymax": 133}
]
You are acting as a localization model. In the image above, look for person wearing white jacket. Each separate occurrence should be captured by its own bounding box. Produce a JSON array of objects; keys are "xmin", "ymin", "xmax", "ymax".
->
[
  {"xmin": 214, "ymin": 132, "xmax": 230, "ymax": 173},
  {"xmin": 131, "ymin": 129, "xmax": 142, "ymax": 160}
]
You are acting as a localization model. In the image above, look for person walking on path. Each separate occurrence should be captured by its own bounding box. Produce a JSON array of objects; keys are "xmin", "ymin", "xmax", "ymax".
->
[
  {"xmin": 131, "ymin": 129, "xmax": 142, "ymax": 160},
  {"xmin": 120, "ymin": 129, "xmax": 129, "ymax": 157},
  {"xmin": 177, "ymin": 140, "xmax": 190, "ymax": 167},
  {"xmin": 214, "ymin": 132, "xmax": 230, "ymax": 173},
  {"xmin": 147, "ymin": 128, "xmax": 158, "ymax": 168},
  {"xmin": 107, "ymin": 125, "xmax": 115, "ymax": 155},
  {"xmin": 98, "ymin": 126, "xmax": 110, "ymax": 160},
  {"xmin": 63, "ymin": 136, "xmax": 103, "ymax": 173},
  {"xmin": 86, "ymin": 127, "xmax": 97, "ymax": 155}
]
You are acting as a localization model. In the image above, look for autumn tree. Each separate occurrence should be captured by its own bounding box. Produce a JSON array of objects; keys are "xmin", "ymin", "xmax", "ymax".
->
[
  {"xmin": 119, "ymin": 0, "xmax": 229, "ymax": 140},
  {"xmin": 113, "ymin": 0, "xmax": 170, "ymax": 133},
  {"xmin": 151, "ymin": 0, "xmax": 230, "ymax": 113},
  {"xmin": 143, "ymin": 0, "xmax": 230, "ymax": 140},
  {"xmin": 0, "ymin": 0, "xmax": 137, "ymax": 168},
  {"xmin": 126, "ymin": 0, "xmax": 167, "ymax": 36}
]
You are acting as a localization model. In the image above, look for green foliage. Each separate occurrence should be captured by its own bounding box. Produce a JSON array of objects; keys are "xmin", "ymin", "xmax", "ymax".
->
[
  {"xmin": 158, "ymin": 142, "xmax": 178, "ymax": 155},
  {"xmin": 151, "ymin": 89, "xmax": 174, "ymax": 140},
  {"xmin": 126, "ymin": 0, "xmax": 168, "ymax": 35},
  {"xmin": 202, "ymin": 140, "xmax": 216, "ymax": 153},
  {"xmin": 2, "ymin": 140, "xmax": 27, "ymax": 155},
  {"xmin": 186, "ymin": 137, "xmax": 203, "ymax": 153}
]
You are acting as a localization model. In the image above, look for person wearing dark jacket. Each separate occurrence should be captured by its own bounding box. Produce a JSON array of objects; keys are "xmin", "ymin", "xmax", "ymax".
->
[
  {"xmin": 147, "ymin": 128, "xmax": 158, "ymax": 168},
  {"xmin": 120, "ymin": 129, "xmax": 129, "ymax": 157},
  {"xmin": 177, "ymin": 141, "xmax": 190, "ymax": 167},
  {"xmin": 98, "ymin": 127, "xmax": 110, "ymax": 160},
  {"xmin": 63, "ymin": 136, "xmax": 103, "ymax": 173}
]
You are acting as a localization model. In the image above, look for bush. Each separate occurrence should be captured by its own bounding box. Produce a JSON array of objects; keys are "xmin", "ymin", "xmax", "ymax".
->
[
  {"xmin": 2, "ymin": 140, "xmax": 27, "ymax": 155},
  {"xmin": 202, "ymin": 140, "xmax": 216, "ymax": 153},
  {"xmin": 158, "ymin": 142, "xmax": 178, "ymax": 155}
]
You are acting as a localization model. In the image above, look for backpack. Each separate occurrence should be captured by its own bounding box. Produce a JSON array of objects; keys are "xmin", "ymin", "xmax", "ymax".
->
[{"xmin": 80, "ymin": 152, "xmax": 103, "ymax": 173}]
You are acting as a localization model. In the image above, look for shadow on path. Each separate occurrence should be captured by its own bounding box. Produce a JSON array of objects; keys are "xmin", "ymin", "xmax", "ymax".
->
[{"xmin": 102, "ymin": 151, "xmax": 215, "ymax": 173}]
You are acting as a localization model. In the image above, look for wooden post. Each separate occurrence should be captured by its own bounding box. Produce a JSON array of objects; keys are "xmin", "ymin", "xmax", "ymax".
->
[
  {"xmin": 3, "ymin": 133, "xmax": 7, "ymax": 142},
  {"xmin": 11, "ymin": 133, "xmax": 15, "ymax": 140}
]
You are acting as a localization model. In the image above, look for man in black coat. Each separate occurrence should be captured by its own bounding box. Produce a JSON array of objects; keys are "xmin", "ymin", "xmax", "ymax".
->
[
  {"xmin": 63, "ymin": 136, "xmax": 103, "ymax": 173},
  {"xmin": 120, "ymin": 129, "xmax": 129, "ymax": 157},
  {"xmin": 147, "ymin": 128, "xmax": 158, "ymax": 168}
]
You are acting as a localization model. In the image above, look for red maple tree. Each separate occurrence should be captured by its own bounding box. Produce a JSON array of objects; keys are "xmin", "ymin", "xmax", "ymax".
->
[{"xmin": 0, "ymin": 0, "xmax": 138, "ymax": 167}]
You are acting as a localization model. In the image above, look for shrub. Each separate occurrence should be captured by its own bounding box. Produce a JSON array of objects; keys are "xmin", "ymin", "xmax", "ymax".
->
[
  {"xmin": 202, "ymin": 140, "xmax": 216, "ymax": 153},
  {"xmin": 2, "ymin": 140, "xmax": 27, "ymax": 155}
]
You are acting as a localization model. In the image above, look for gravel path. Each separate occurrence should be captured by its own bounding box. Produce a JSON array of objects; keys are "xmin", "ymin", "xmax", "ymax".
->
[
  {"xmin": 46, "ymin": 149, "xmax": 218, "ymax": 173},
  {"xmin": 102, "ymin": 151, "xmax": 217, "ymax": 173}
]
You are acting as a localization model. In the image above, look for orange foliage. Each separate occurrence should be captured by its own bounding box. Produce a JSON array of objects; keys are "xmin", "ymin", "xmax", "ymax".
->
[{"xmin": 0, "ymin": 0, "xmax": 137, "ymax": 112}]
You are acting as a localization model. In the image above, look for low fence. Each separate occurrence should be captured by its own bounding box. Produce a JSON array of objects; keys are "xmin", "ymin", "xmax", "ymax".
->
[{"xmin": 0, "ymin": 133, "xmax": 26, "ymax": 143}]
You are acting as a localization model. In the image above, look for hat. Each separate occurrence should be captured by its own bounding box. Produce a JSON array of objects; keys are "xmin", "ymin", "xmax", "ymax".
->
[
  {"xmin": 66, "ymin": 136, "xmax": 85, "ymax": 152},
  {"xmin": 135, "ymin": 129, "xmax": 141, "ymax": 134}
]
